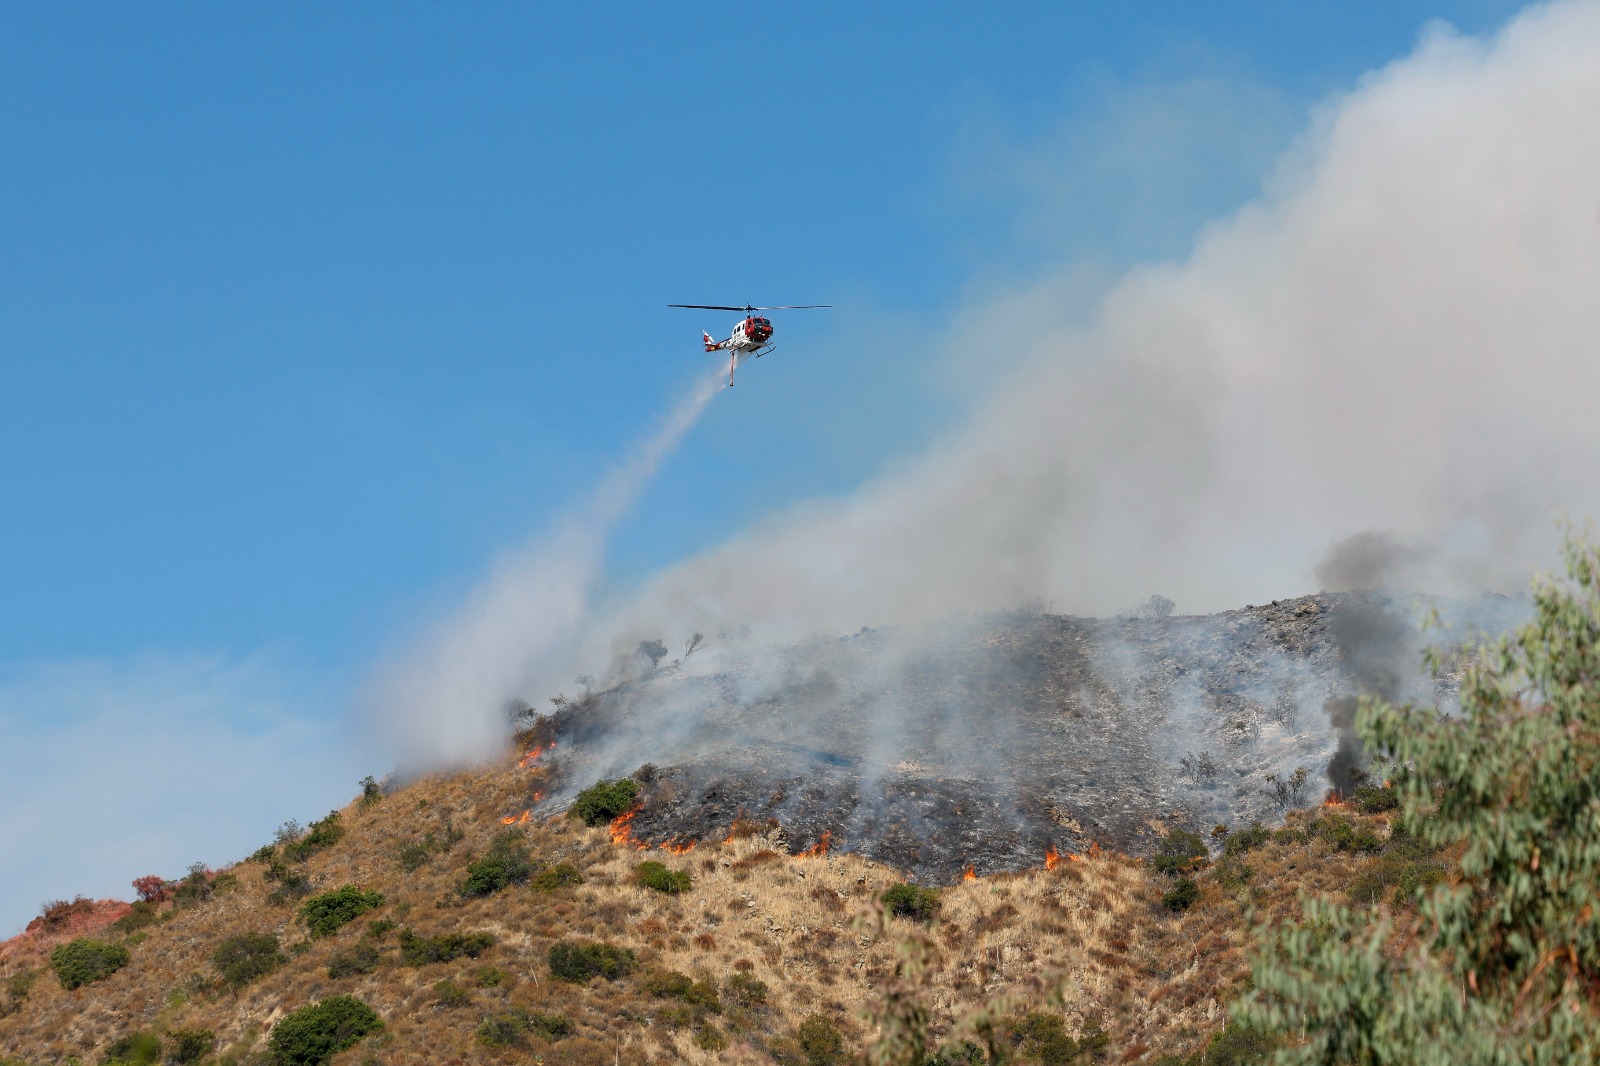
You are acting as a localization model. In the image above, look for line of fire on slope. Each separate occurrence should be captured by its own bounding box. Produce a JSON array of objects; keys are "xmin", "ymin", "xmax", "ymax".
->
[{"xmin": 496, "ymin": 590, "xmax": 1522, "ymax": 885}]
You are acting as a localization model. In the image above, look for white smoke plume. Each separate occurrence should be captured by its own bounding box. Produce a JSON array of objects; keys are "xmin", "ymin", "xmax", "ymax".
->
[
  {"xmin": 385, "ymin": 1, "xmax": 1600, "ymax": 763},
  {"xmin": 371, "ymin": 369, "xmax": 723, "ymax": 766},
  {"xmin": 575, "ymin": 1, "xmax": 1600, "ymax": 664}
]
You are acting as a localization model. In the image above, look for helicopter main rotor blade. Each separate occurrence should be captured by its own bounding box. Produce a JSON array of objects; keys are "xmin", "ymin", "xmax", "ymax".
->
[{"xmin": 668, "ymin": 304, "xmax": 833, "ymax": 311}]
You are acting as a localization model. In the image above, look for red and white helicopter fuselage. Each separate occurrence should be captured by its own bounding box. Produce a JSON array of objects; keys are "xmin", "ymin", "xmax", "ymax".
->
[
  {"xmin": 669, "ymin": 302, "xmax": 829, "ymax": 387},
  {"xmin": 701, "ymin": 316, "xmax": 776, "ymax": 386}
]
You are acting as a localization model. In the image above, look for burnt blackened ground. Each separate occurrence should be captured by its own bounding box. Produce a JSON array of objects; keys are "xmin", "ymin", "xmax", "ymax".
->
[{"xmin": 520, "ymin": 591, "xmax": 1518, "ymax": 885}]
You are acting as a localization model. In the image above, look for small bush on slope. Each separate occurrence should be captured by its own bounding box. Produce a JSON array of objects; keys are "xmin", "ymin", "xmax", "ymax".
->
[
  {"xmin": 531, "ymin": 861, "xmax": 583, "ymax": 891},
  {"xmin": 268, "ymin": 995, "xmax": 382, "ymax": 1066},
  {"xmin": 1151, "ymin": 829, "xmax": 1208, "ymax": 876},
  {"xmin": 396, "ymin": 929, "xmax": 494, "ymax": 966},
  {"xmin": 1239, "ymin": 530, "xmax": 1600, "ymax": 1062},
  {"xmin": 882, "ymin": 883, "xmax": 940, "ymax": 922},
  {"xmin": 635, "ymin": 860, "xmax": 692, "ymax": 894},
  {"xmin": 210, "ymin": 933, "xmax": 286, "ymax": 989},
  {"xmin": 281, "ymin": 811, "xmax": 344, "ymax": 863},
  {"xmin": 569, "ymin": 778, "xmax": 639, "ymax": 826},
  {"xmin": 164, "ymin": 1028, "xmax": 215, "ymax": 1064},
  {"xmin": 300, "ymin": 886, "xmax": 385, "ymax": 938},
  {"xmin": 326, "ymin": 942, "xmax": 381, "ymax": 979},
  {"xmin": 100, "ymin": 1031, "xmax": 160, "ymax": 1065},
  {"xmin": 49, "ymin": 938, "xmax": 129, "ymax": 990},
  {"xmin": 458, "ymin": 831, "xmax": 534, "ymax": 897},
  {"xmin": 548, "ymin": 940, "xmax": 637, "ymax": 983}
]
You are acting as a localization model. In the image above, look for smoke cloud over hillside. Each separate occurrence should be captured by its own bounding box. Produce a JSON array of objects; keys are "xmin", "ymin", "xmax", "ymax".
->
[
  {"xmin": 594, "ymin": 2, "xmax": 1600, "ymax": 646},
  {"xmin": 384, "ymin": 1, "xmax": 1600, "ymax": 766}
]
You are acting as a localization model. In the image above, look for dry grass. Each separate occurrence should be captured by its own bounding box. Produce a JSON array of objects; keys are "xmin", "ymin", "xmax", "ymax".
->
[{"xmin": 0, "ymin": 757, "xmax": 1413, "ymax": 1064}]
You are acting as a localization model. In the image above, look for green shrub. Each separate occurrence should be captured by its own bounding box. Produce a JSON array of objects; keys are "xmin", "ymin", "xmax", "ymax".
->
[
  {"xmin": 396, "ymin": 928, "xmax": 494, "ymax": 966},
  {"xmin": 475, "ymin": 965, "xmax": 508, "ymax": 988},
  {"xmin": 1008, "ymin": 1012, "xmax": 1079, "ymax": 1065},
  {"xmin": 396, "ymin": 842, "xmax": 432, "ymax": 872},
  {"xmin": 725, "ymin": 971, "xmax": 769, "ymax": 1008},
  {"xmin": 210, "ymin": 932, "xmax": 286, "ymax": 988},
  {"xmin": 1196, "ymin": 1022, "xmax": 1274, "ymax": 1064},
  {"xmin": 210, "ymin": 872, "xmax": 239, "ymax": 896},
  {"xmin": 301, "ymin": 886, "xmax": 386, "ymax": 938},
  {"xmin": 433, "ymin": 979, "xmax": 470, "ymax": 1008},
  {"xmin": 547, "ymin": 939, "xmax": 637, "ymax": 983},
  {"xmin": 1162, "ymin": 877, "xmax": 1201, "ymax": 912},
  {"xmin": 110, "ymin": 901, "xmax": 161, "ymax": 935},
  {"xmin": 101, "ymin": 1031, "xmax": 161, "ymax": 1064},
  {"xmin": 635, "ymin": 860, "xmax": 692, "ymax": 894},
  {"xmin": 1222, "ymin": 821, "xmax": 1272, "ymax": 857},
  {"xmin": 882, "ymin": 883, "xmax": 940, "ymax": 922},
  {"xmin": 5, "ymin": 969, "xmax": 37, "ymax": 1003},
  {"xmin": 359, "ymin": 775, "xmax": 382, "ymax": 805},
  {"xmin": 1152, "ymin": 829, "xmax": 1209, "ymax": 876},
  {"xmin": 527, "ymin": 1011, "xmax": 572, "ymax": 1040},
  {"xmin": 170, "ymin": 865, "xmax": 214, "ymax": 908},
  {"xmin": 365, "ymin": 917, "xmax": 395, "ymax": 939},
  {"xmin": 695, "ymin": 1025, "xmax": 729, "ymax": 1052},
  {"xmin": 282, "ymin": 811, "xmax": 345, "ymax": 863},
  {"xmin": 796, "ymin": 1014, "xmax": 846, "ymax": 1065},
  {"xmin": 249, "ymin": 844, "xmax": 277, "ymax": 864},
  {"xmin": 459, "ymin": 832, "xmax": 534, "ymax": 897},
  {"xmin": 1346, "ymin": 852, "xmax": 1447, "ymax": 908},
  {"xmin": 326, "ymin": 943, "xmax": 381, "ymax": 979},
  {"xmin": 1311, "ymin": 815, "xmax": 1383, "ymax": 854},
  {"xmin": 474, "ymin": 1008, "xmax": 571, "ymax": 1048},
  {"xmin": 164, "ymin": 1029, "xmax": 216, "ymax": 1065},
  {"xmin": 1352, "ymin": 781, "xmax": 1401, "ymax": 813},
  {"xmin": 531, "ymin": 862, "xmax": 584, "ymax": 891},
  {"xmin": 262, "ymin": 858, "xmax": 312, "ymax": 904},
  {"xmin": 267, "ymin": 995, "xmax": 382, "ymax": 1066},
  {"xmin": 569, "ymin": 778, "xmax": 640, "ymax": 826},
  {"xmin": 475, "ymin": 1012, "xmax": 527, "ymax": 1048},
  {"xmin": 50, "ymin": 938, "xmax": 130, "ymax": 990},
  {"xmin": 642, "ymin": 969, "xmax": 720, "ymax": 1012}
]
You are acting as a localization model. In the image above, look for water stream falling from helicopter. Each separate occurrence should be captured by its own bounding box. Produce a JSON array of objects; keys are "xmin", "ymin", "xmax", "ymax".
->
[{"xmin": 371, "ymin": 366, "xmax": 725, "ymax": 767}]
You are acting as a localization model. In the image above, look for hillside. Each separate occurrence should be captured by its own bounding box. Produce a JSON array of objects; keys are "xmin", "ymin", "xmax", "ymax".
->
[{"xmin": 0, "ymin": 727, "xmax": 1440, "ymax": 1065}]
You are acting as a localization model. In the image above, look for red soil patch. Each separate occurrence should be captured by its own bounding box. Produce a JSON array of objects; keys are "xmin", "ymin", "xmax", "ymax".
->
[{"xmin": 1, "ymin": 898, "xmax": 132, "ymax": 964}]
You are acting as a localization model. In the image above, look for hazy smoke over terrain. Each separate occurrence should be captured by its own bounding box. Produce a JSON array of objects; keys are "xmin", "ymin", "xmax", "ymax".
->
[{"xmin": 386, "ymin": 2, "xmax": 1600, "ymax": 764}]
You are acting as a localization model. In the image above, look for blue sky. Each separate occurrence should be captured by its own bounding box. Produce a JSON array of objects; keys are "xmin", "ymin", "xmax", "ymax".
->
[{"xmin": 0, "ymin": 1, "xmax": 1530, "ymax": 931}]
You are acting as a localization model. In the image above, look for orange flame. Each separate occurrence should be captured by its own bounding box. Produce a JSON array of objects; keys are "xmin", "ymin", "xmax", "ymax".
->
[
  {"xmin": 796, "ymin": 830, "xmax": 832, "ymax": 858},
  {"xmin": 1322, "ymin": 790, "xmax": 1346, "ymax": 808},
  {"xmin": 962, "ymin": 864, "xmax": 977, "ymax": 881},
  {"xmin": 660, "ymin": 839, "xmax": 698, "ymax": 855},
  {"xmin": 609, "ymin": 804, "xmax": 647, "ymax": 848},
  {"xmin": 500, "ymin": 809, "xmax": 533, "ymax": 826},
  {"xmin": 1044, "ymin": 847, "xmax": 1060, "ymax": 870},
  {"xmin": 518, "ymin": 740, "xmax": 556, "ymax": 768}
]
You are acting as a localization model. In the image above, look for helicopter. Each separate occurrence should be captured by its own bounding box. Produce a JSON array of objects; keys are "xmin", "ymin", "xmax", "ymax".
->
[{"xmin": 668, "ymin": 303, "xmax": 830, "ymax": 386}]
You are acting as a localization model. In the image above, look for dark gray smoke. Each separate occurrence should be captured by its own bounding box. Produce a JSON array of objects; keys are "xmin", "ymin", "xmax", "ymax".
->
[
  {"xmin": 1322, "ymin": 594, "xmax": 1419, "ymax": 793},
  {"xmin": 1315, "ymin": 530, "xmax": 1436, "ymax": 593}
]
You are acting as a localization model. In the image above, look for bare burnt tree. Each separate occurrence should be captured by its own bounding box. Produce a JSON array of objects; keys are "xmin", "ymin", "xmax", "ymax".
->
[
  {"xmin": 684, "ymin": 633, "xmax": 705, "ymax": 659},
  {"xmin": 1179, "ymin": 752, "xmax": 1219, "ymax": 785},
  {"xmin": 1265, "ymin": 767, "xmax": 1314, "ymax": 812},
  {"xmin": 636, "ymin": 640, "xmax": 668, "ymax": 670},
  {"xmin": 1136, "ymin": 594, "xmax": 1176, "ymax": 620}
]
